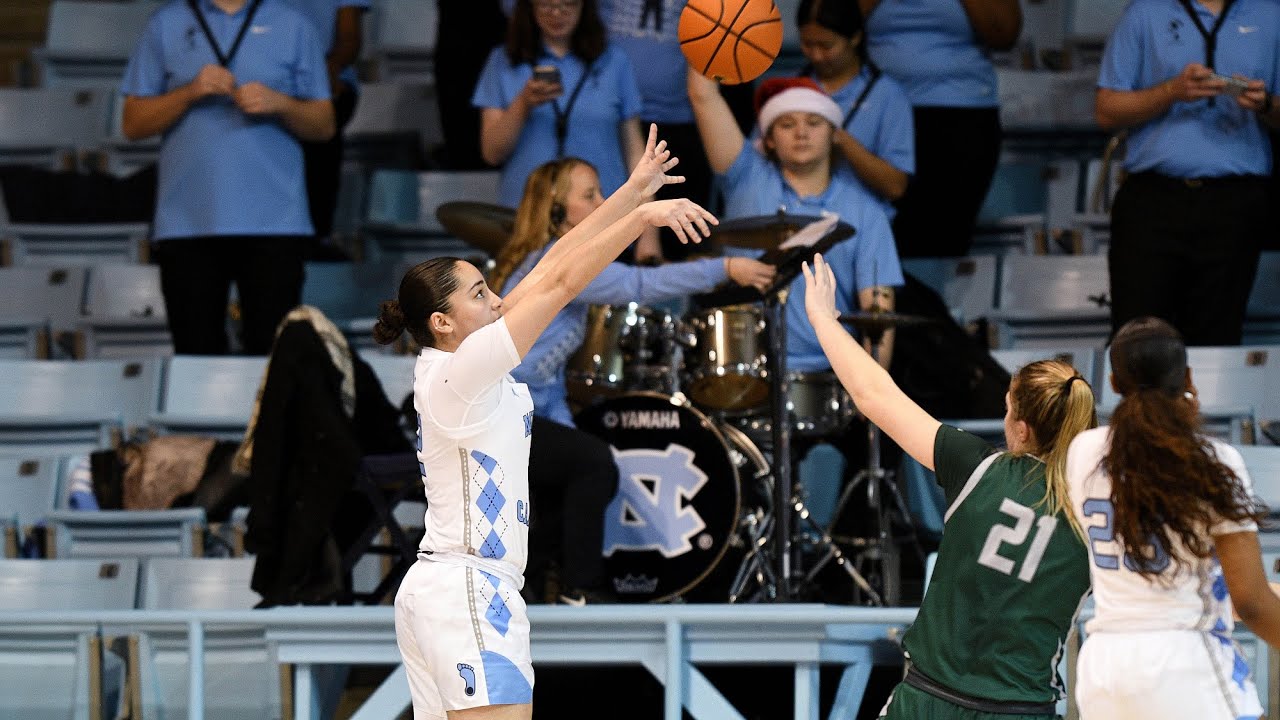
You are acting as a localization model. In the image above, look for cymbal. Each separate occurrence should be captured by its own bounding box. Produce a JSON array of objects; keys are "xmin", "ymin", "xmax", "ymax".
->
[
  {"xmin": 838, "ymin": 311, "xmax": 934, "ymax": 332},
  {"xmin": 435, "ymin": 201, "xmax": 515, "ymax": 256},
  {"xmin": 712, "ymin": 213, "xmax": 844, "ymax": 250}
]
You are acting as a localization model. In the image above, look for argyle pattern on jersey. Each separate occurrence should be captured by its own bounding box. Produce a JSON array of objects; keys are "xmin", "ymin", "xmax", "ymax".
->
[{"xmin": 470, "ymin": 450, "xmax": 509, "ymax": 560}]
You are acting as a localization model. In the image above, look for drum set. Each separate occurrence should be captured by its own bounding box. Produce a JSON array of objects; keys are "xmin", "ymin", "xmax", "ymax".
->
[{"xmin": 438, "ymin": 204, "xmax": 928, "ymax": 605}]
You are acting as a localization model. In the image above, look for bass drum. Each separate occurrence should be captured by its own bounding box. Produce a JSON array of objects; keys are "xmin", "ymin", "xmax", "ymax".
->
[{"xmin": 576, "ymin": 392, "xmax": 760, "ymax": 602}]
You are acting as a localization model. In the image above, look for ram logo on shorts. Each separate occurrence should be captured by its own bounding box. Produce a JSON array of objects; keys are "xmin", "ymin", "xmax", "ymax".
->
[
  {"xmin": 602, "ymin": 445, "xmax": 708, "ymax": 558},
  {"xmin": 457, "ymin": 663, "xmax": 476, "ymax": 696}
]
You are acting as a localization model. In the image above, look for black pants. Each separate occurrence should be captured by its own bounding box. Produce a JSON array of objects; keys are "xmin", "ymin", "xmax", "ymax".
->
[
  {"xmin": 434, "ymin": 0, "xmax": 507, "ymax": 170},
  {"xmin": 527, "ymin": 416, "xmax": 620, "ymax": 595},
  {"xmin": 302, "ymin": 84, "xmax": 358, "ymax": 241},
  {"xmin": 1109, "ymin": 172, "xmax": 1268, "ymax": 346},
  {"xmin": 155, "ymin": 236, "xmax": 308, "ymax": 355},
  {"xmin": 892, "ymin": 106, "xmax": 1002, "ymax": 258}
]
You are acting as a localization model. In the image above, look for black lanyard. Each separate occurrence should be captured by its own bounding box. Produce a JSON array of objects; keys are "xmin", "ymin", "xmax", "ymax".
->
[
  {"xmin": 551, "ymin": 60, "xmax": 594, "ymax": 157},
  {"xmin": 1177, "ymin": 0, "xmax": 1236, "ymax": 104},
  {"xmin": 797, "ymin": 64, "xmax": 882, "ymax": 129},
  {"xmin": 188, "ymin": 0, "xmax": 264, "ymax": 68}
]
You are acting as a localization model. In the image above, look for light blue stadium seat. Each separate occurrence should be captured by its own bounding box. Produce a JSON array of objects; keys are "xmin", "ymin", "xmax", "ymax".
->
[
  {"xmin": 363, "ymin": 170, "xmax": 501, "ymax": 262},
  {"xmin": 0, "ymin": 316, "xmax": 47, "ymax": 359},
  {"xmin": 1237, "ymin": 445, "xmax": 1280, "ymax": 521},
  {"xmin": 5, "ymin": 222, "xmax": 150, "ymax": 266},
  {"xmin": 361, "ymin": 351, "xmax": 416, "ymax": 408},
  {"xmin": 344, "ymin": 80, "xmax": 443, "ymax": 150},
  {"xmin": 0, "ymin": 87, "xmax": 112, "ymax": 168},
  {"xmin": 0, "ymin": 455, "xmax": 64, "ymax": 556},
  {"xmin": 901, "ymin": 256, "xmax": 998, "ymax": 325},
  {"xmin": 0, "ymin": 266, "xmax": 88, "ymax": 354},
  {"xmin": 0, "ymin": 557, "xmax": 139, "ymax": 720},
  {"xmin": 45, "ymin": 508, "xmax": 206, "ymax": 559},
  {"xmin": 33, "ymin": 0, "xmax": 158, "ymax": 88},
  {"xmin": 302, "ymin": 261, "xmax": 399, "ymax": 349},
  {"xmin": 129, "ymin": 558, "xmax": 277, "ymax": 720},
  {"xmin": 76, "ymin": 264, "xmax": 172, "ymax": 359},
  {"xmin": 1246, "ymin": 252, "xmax": 1280, "ymax": 345},
  {"xmin": 370, "ymin": 0, "xmax": 438, "ymax": 81},
  {"xmin": 0, "ymin": 359, "xmax": 160, "ymax": 455},
  {"xmin": 148, "ymin": 356, "xmax": 267, "ymax": 440},
  {"xmin": 991, "ymin": 347, "xmax": 1100, "ymax": 391},
  {"xmin": 1098, "ymin": 346, "xmax": 1280, "ymax": 444},
  {"xmin": 990, "ymin": 254, "xmax": 1111, "ymax": 350}
]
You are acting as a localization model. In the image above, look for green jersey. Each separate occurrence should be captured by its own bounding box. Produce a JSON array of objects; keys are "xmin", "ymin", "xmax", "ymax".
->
[{"xmin": 902, "ymin": 425, "xmax": 1091, "ymax": 705}]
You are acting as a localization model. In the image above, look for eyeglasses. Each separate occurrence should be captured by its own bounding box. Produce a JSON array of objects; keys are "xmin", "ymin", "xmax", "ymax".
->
[{"xmin": 532, "ymin": 0, "xmax": 581, "ymax": 13}]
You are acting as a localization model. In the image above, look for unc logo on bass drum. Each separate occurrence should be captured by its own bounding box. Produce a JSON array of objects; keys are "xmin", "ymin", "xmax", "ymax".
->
[{"xmin": 576, "ymin": 392, "xmax": 747, "ymax": 602}]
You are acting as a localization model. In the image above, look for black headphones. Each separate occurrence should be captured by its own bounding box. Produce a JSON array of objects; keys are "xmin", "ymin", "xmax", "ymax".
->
[{"xmin": 549, "ymin": 201, "xmax": 567, "ymax": 228}]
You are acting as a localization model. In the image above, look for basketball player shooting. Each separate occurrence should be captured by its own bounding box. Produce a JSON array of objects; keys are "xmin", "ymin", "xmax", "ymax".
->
[{"xmin": 375, "ymin": 125, "xmax": 715, "ymax": 720}]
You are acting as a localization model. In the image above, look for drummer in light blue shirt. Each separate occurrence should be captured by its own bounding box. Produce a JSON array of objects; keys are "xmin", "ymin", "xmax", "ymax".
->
[
  {"xmin": 689, "ymin": 70, "xmax": 904, "ymax": 374},
  {"xmin": 493, "ymin": 157, "xmax": 777, "ymax": 426},
  {"xmin": 864, "ymin": 0, "xmax": 1022, "ymax": 257},
  {"xmin": 1095, "ymin": 0, "xmax": 1280, "ymax": 346},
  {"xmin": 796, "ymin": 0, "xmax": 914, "ymax": 215},
  {"xmin": 121, "ymin": 0, "xmax": 333, "ymax": 355}
]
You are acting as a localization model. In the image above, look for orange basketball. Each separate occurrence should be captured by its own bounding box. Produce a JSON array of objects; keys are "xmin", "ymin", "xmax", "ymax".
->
[{"xmin": 679, "ymin": 0, "xmax": 783, "ymax": 85}]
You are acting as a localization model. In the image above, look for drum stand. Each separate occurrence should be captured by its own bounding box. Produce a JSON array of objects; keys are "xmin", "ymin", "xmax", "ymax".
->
[
  {"xmin": 724, "ymin": 285, "xmax": 883, "ymax": 605},
  {"xmin": 812, "ymin": 326, "xmax": 926, "ymax": 606}
]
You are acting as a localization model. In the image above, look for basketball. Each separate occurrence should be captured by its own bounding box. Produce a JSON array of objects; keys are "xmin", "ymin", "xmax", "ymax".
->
[{"xmin": 679, "ymin": 0, "xmax": 783, "ymax": 85}]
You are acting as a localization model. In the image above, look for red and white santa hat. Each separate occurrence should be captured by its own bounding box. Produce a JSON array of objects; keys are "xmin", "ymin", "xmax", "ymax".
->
[{"xmin": 754, "ymin": 77, "xmax": 843, "ymax": 135}]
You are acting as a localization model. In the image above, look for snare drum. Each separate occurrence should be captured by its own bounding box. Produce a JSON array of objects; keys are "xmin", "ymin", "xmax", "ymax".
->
[
  {"xmin": 733, "ymin": 371, "xmax": 855, "ymax": 440},
  {"xmin": 683, "ymin": 305, "xmax": 769, "ymax": 412},
  {"xmin": 576, "ymin": 392, "xmax": 765, "ymax": 602},
  {"xmin": 567, "ymin": 304, "xmax": 676, "ymax": 403}
]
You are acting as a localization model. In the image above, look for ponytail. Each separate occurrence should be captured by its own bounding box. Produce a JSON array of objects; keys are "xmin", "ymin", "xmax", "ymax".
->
[
  {"xmin": 1010, "ymin": 360, "xmax": 1098, "ymax": 539},
  {"xmin": 373, "ymin": 299, "xmax": 408, "ymax": 346},
  {"xmin": 1104, "ymin": 318, "xmax": 1264, "ymax": 579}
]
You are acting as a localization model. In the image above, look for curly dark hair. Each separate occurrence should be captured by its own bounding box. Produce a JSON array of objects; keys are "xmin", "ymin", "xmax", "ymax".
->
[{"xmin": 1103, "ymin": 317, "xmax": 1265, "ymax": 580}]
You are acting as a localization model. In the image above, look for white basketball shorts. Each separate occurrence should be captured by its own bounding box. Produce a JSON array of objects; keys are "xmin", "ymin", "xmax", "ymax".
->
[
  {"xmin": 1075, "ymin": 630, "xmax": 1262, "ymax": 720},
  {"xmin": 394, "ymin": 559, "xmax": 534, "ymax": 720}
]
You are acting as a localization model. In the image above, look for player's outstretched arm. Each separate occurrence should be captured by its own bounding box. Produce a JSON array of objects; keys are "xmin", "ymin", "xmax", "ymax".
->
[
  {"xmin": 803, "ymin": 253, "xmax": 941, "ymax": 470},
  {"xmin": 687, "ymin": 66, "xmax": 745, "ymax": 175},
  {"xmin": 1219, "ymin": 530, "xmax": 1280, "ymax": 648}
]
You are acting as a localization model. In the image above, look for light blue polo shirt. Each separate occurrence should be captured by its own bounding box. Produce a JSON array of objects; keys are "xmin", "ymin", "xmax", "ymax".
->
[
  {"xmin": 1098, "ymin": 0, "xmax": 1280, "ymax": 178},
  {"xmin": 282, "ymin": 0, "xmax": 370, "ymax": 90},
  {"xmin": 507, "ymin": 245, "xmax": 727, "ymax": 426},
  {"xmin": 865, "ymin": 0, "xmax": 998, "ymax": 108},
  {"xmin": 720, "ymin": 146, "xmax": 905, "ymax": 372},
  {"xmin": 472, "ymin": 44, "xmax": 644, "ymax": 208},
  {"xmin": 812, "ymin": 65, "xmax": 916, "ymax": 176},
  {"xmin": 122, "ymin": 0, "xmax": 331, "ymax": 240},
  {"xmin": 601, "ymin": 0, "xmax": 694, "ymax": 124}
]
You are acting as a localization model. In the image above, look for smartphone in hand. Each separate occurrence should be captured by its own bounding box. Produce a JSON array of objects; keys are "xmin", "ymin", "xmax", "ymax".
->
[
  {"xmin": 1209, "ymin": 72, "xmax": 1251, "ymax": 96},
  {"xmin": 533, "ymin": 65, "xmax": 562, "ymax": 86}
]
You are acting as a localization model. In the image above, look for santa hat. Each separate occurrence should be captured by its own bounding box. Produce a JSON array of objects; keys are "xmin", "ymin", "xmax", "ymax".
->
[{"xmin": 754, "ymin": 77, "xmax": 843, "ymax": 135}]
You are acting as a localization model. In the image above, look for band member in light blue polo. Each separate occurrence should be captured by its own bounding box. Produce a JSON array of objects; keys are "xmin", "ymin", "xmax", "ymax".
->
[
  {"xmin": 865, "ymin": 0, "xmax": 1021, "ymax": 257},
  {"xmin": 1096, "ymin": 0, "xmax": 1280, "ymax": 346},
  {"xmin": 797, "ymin": 0, "xmax": 915, "ymax": 216},
  {"xmin": 285, "ymin": 0, "xmax": 369, "ymax": 241},
  {"xmin": 122, "ymin": 0, "xmax": 334, "ymax": 355}
]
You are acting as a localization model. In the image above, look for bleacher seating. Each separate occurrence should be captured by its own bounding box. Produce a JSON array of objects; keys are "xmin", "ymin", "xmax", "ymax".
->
[
  {"xmin": 369, "ymin": 0, "xmax": 438, "ymax": 81},
  {"xmin": 148, "ymin": 356, "xmax": 266, "ymax": 439},
  {"xmin": 344, "ymin": 80, "xmax": 444, "ymax": 160},
  {"xmin": 991, "ymin": 348, "xmax": 1100, "ymax": 391},
  {"xmin": 76, "ymin": 263, "xmax": 172, "ymax": 359},
  {"xmin": 1098, "ymin": 345, "xmax": 1280, "ymax": 444},
  {"xmin": 361, "ymin": 351, "xmax": 415, "ymax": 408},
  {"xmin": 901, "ymin": 256, "xmax": 997, "ymax": 325},
  {"xmin": 3, "ymin": 222, "xmax": 150, "ymax": 266},
  {"xmin": 45, "ymin": 508, "xmax": 205, "ymax": 559},
  {"xmin": 0, "ymin": 557, "xmax": 139, "ymax": 720},
  {"xmin": 990, "ymin": 254, "xmax": 1111, "ymax": 350},
  {"xmin": 0, "ymin": 358, "xmax": 160, "ymax": 456},
  {"xmin": 0, "ymin": 267, "xmax": 85, "ymax": 358},
  {"xmin": 128, "ymin": 557, "xmax": 277, "ymax": 720},
  {"xmin": 33, "ymin": 1, "xmax": 157, "ymax": 88},
  {"xmin": 0, "ymin": 87, "xmax": 112, "ymax": 169},
  {"xmin": 363, "ymin": 169, "xmax": 501, "ymax": 261},
  {"xmin": 301, "ymin": 261, "xmax": 398, "ymax": 350},
  {"xmin": 0, "ymin": 455, "xmax": 64, "ymax": 556},
  {"xmin": 1247, "ymin": 252, "xmax": 1280, "ymax": 345},
  {"xmin": 0, "ymin": 316, "xmax": 47, "ymax": 359},
  {"xmin": 1236, "ymin": 444, "xmax": 1280, "ymax": 516}
]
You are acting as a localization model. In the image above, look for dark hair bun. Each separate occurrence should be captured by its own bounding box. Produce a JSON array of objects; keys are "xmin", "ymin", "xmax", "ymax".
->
[{"xmin": 373, "ymin": 299, "xmax": 408, "ymax": 345}]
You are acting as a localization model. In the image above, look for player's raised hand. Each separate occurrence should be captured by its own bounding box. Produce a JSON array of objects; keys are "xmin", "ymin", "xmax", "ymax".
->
[
  {"xmin": 636, "ymin": 198, "xmax": 715, "ymax": 245},
  {"xmin": 803, "ymin": 253, "xmax": 840, "ymax": 324},
  {"xmin": 628, "ymin": 123, "xmax": 684, "ymax": 199}
]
